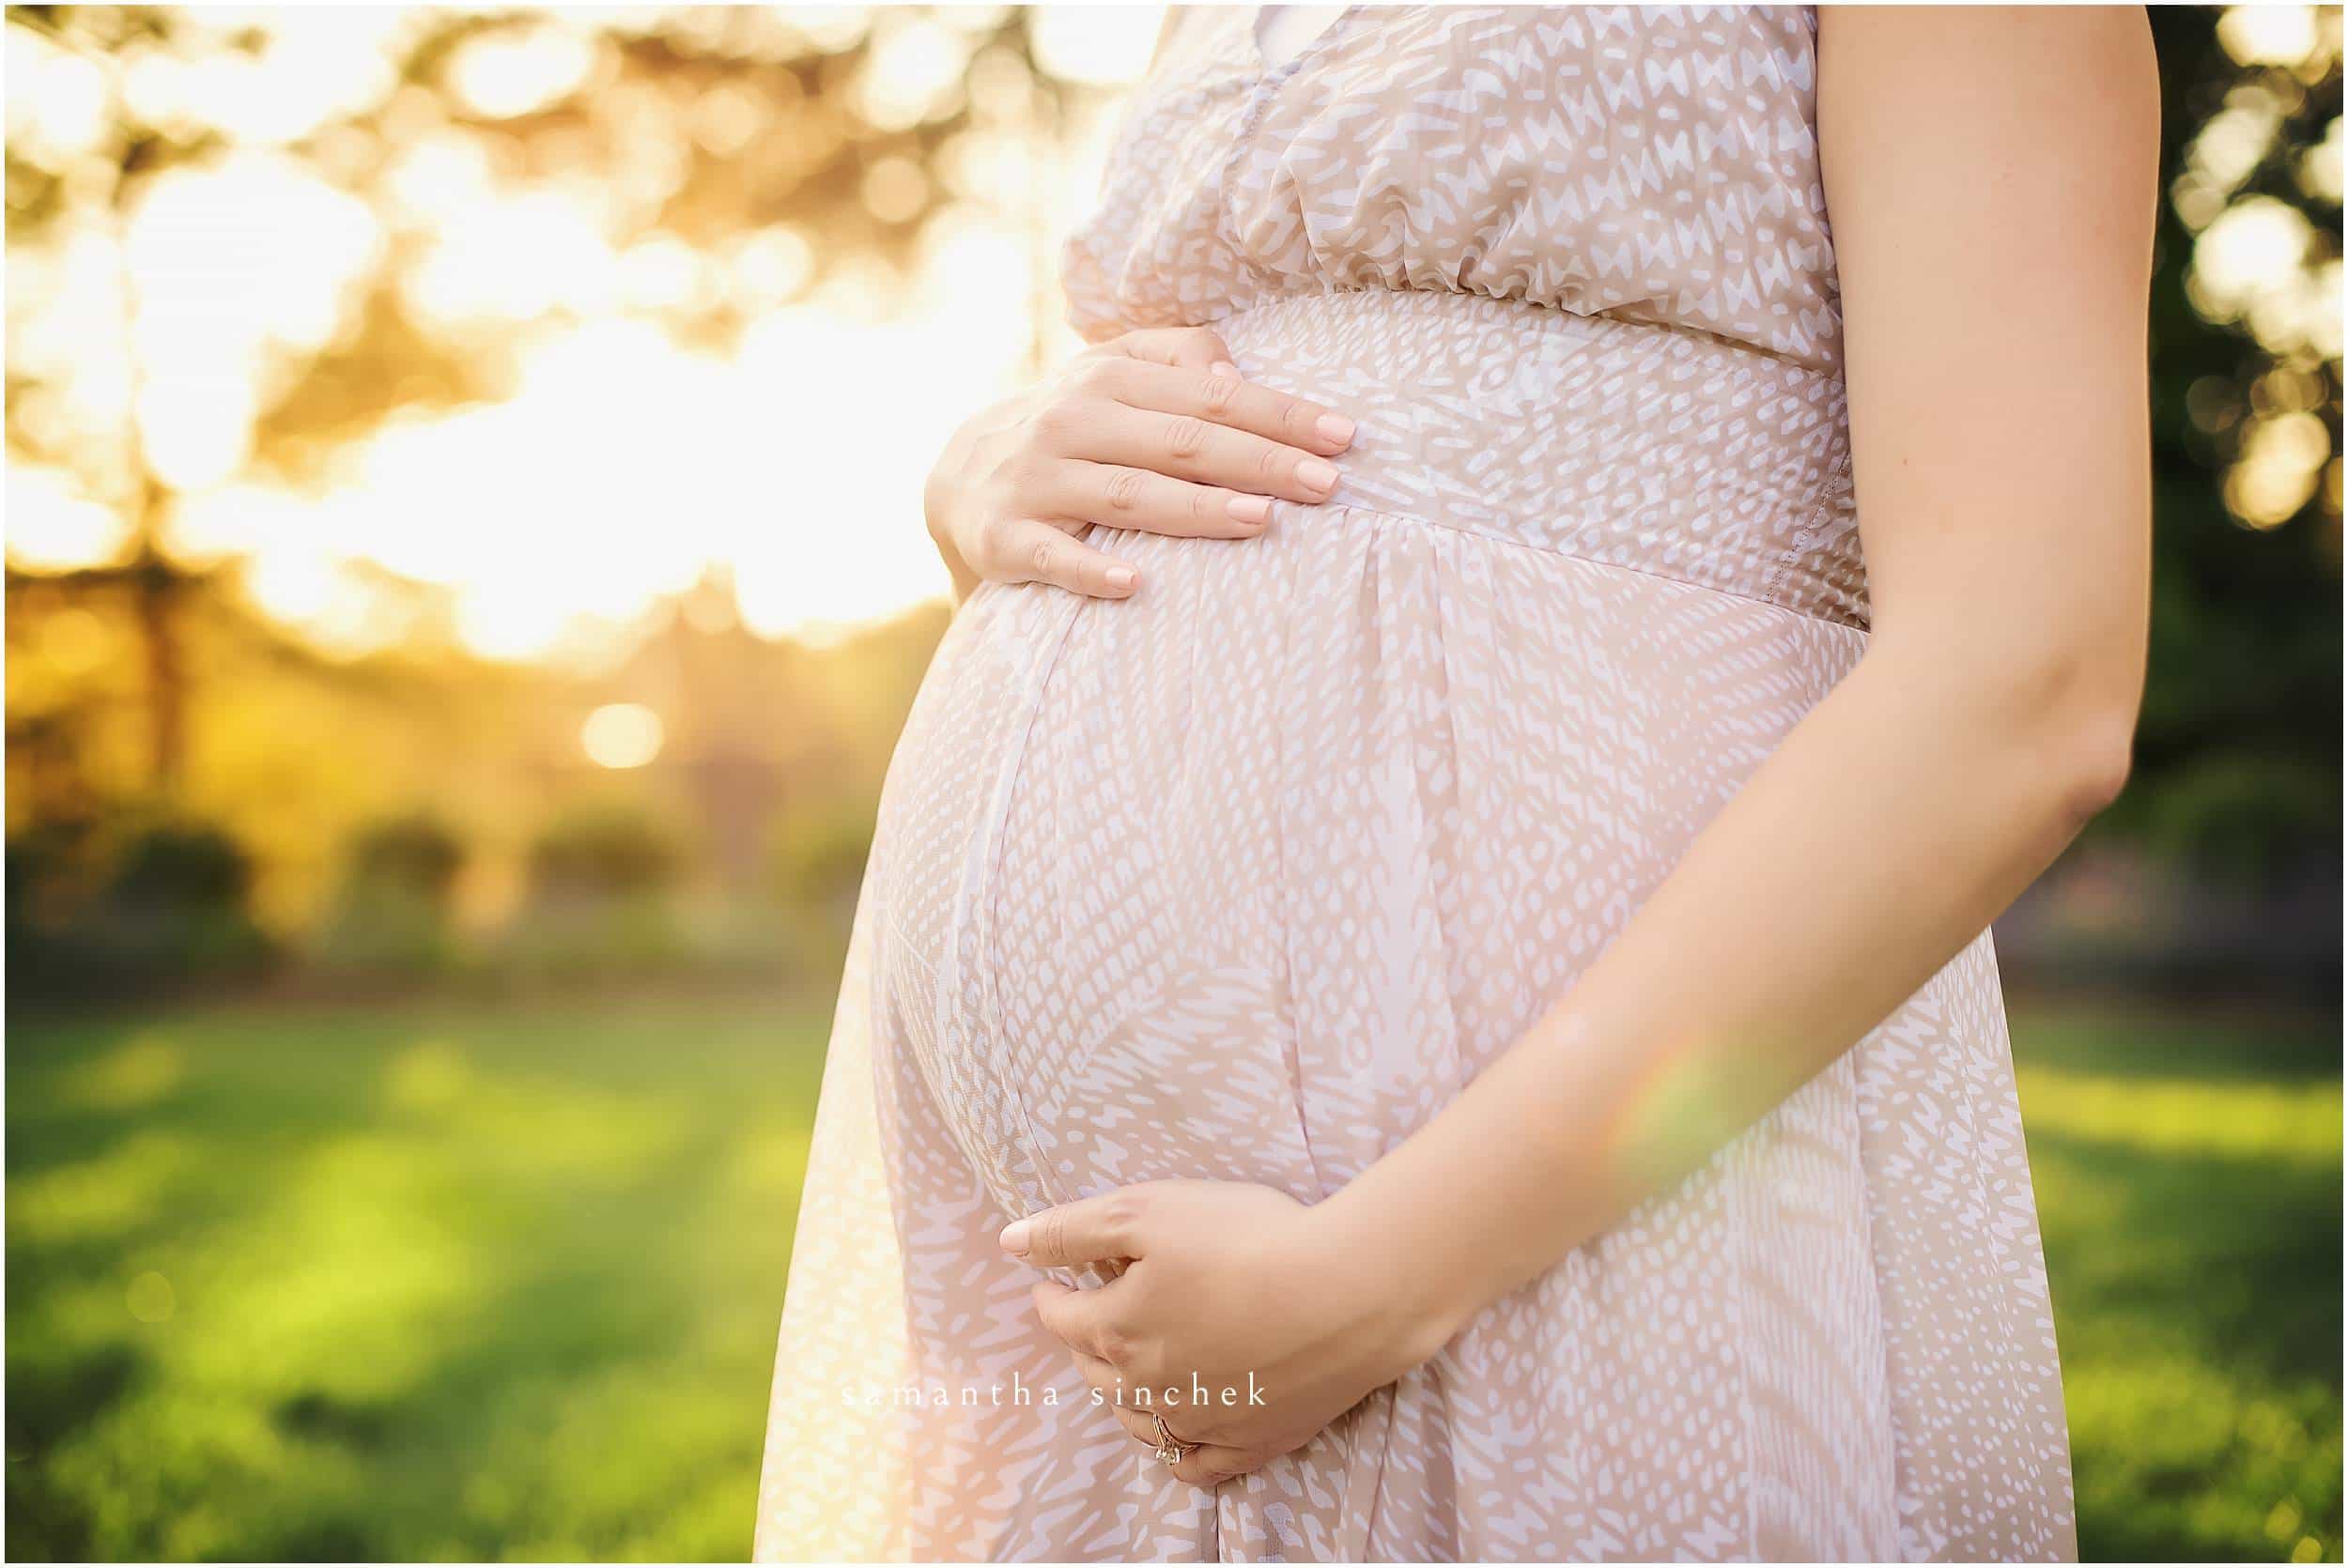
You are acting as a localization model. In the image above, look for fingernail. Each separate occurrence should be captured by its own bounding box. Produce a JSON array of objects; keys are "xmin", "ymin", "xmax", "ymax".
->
[
  {"xmin": 998, "ymin": 1219, "xmax": 1030, "ymax": 1255},
  {"xmin": 1227, "ymin": 494, "xmax": 1272, "ymax": 524},
  {"xmin": 1296, "ymin": 457, "xmax": 1338, "ymax": 495},
  {"xmin": 1211, "ymin": 361, "xmax": 1242, "ymax": 379},
  {"xmin": 1105, "ymin": 567, "xmax": 1136, "ymax": 592},
  {"xmin": 1316, "ymin": 414, "xmax": 1355, "ymax": 447}
]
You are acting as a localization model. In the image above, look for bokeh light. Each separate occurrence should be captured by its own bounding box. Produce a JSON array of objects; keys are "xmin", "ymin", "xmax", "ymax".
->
[{"xmin": 580, "ymin": 702, "xmax": 665, "ymax": 769}]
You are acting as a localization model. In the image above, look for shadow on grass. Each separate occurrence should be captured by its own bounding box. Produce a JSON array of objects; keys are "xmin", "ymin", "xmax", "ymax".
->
[{"xmin": 2010, "ymin": 993, "xmax": 2340, "ymax": 1085}]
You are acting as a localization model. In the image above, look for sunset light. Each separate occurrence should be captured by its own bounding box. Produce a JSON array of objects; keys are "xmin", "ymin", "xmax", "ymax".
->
[{"xmin": 6, "ymin": 5, "xmax": 1157, "ymax": 664}]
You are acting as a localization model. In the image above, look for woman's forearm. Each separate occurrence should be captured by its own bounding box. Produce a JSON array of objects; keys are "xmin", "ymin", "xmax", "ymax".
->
[
  {"xmin": 1318, "ymin": 629, "xmax": 2138, "ymax": 1360},
  {"xmin": 1312, "ymin": 2, "xmax": 2158, "ymax": 1366}
]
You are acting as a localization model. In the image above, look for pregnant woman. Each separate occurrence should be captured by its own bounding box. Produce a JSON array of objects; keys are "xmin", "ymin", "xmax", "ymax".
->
[{"xmin": 756, "ymin": 6, "xmax": 2156, "ymax": 1560}]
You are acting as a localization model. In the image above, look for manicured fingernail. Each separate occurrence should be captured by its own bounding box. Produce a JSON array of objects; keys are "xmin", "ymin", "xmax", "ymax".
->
[
  {"xmin": 998, "ymin": 1220, "xmax": 1030, "ymax": 1255},
  {"xmin": 1105, "ymin": 566, "xmax": 1136, "ymax": 592},
  {"xmin": 1211, "ymin": 361, "xmax": 1242, "ymax": 379},
  {"xmin": 1316, "ymin": 414, "xmax": 1355, "ymax": 447},
  {"xmin": 1296, "ymin": 457, "xmax": 1338, "ymax": 495},
  {"xmin": 1227, "ymin": 494, "xmax": 1272, "ymax": 524}
]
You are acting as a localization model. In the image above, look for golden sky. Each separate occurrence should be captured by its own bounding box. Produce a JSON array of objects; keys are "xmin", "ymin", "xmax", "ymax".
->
[{"xmin": 5, "ymin": 6, "xmax": 1166, "ymax": 663}]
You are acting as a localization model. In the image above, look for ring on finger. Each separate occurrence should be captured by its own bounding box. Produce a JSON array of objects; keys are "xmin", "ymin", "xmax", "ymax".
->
[{"xmin": 1150, "ymin": 1411, "xmax": 1197, "ymax": 1468}]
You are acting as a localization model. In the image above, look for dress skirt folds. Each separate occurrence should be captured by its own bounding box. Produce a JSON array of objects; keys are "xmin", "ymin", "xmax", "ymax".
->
[{"xmin": 753, "ymin": 8, "xmax": 2077, "ymax": 1560}]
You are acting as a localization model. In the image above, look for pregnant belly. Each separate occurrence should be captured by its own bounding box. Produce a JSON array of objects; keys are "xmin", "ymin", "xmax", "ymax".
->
[{"xmin": 869, "ymin": 500, "xmax": 1870, "ymax": 1223}]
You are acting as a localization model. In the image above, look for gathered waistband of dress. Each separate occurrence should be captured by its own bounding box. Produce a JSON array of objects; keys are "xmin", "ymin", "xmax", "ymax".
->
[{"xmin": 1209, "ymin": 287, "xmax": 1869, "ymax": 631}]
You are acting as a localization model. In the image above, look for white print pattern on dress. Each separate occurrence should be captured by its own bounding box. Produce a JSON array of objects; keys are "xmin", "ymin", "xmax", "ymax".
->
[{"xmin": 754, "ymin": 7, "xmax": 2078, "ymax": 1560}]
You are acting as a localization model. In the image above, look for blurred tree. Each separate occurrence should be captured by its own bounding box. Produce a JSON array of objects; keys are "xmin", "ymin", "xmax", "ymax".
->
[
  {"xmin": 770, "ymin": 792, "xmax": 876, "ymax": 924},
  {"xmin": 11, "ymin": 814, "xmax": 271, "ymax": 993},
  {"xmin": 347, "ymin": 811, "xmax": 464, "ymax": 906},
  {"xmin": 5, "ymin": 3, "xmax": 1081, "ymax": 929},
  {"xmin": 2124, "ymin": 7, "xmax": 2343, "ymax": 884},
  {"xmin": 3, "ymin": 6, "xmax": 1074, "ymax": 760},
  {"xmin": 107, "ymin": 818, "xmax": 249, "ymax": 911},
  {"xmin": 315, "ymin": 810, "xmax": 466, "ymax": 976},
  {"xmin": 527, "ymin": 802, "xmax": 685, "ymax": 906}
]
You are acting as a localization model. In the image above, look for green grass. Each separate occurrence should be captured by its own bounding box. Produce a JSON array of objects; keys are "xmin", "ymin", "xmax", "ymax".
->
[
  {"xmin": 2016, "ymin": 1003, "xmax": 2341, "ymax": 1563},
  {"xmin": 7, "ymin": 994, "xmax": 826, "ymax": 1561},
  {"xmin": 5, "ymin": 993, "xmax": 2339, "ymax": 1561}
]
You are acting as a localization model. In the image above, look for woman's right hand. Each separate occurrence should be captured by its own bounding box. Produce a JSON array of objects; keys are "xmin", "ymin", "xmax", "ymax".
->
[{"xmin": 923, "ymin": 326, "xmax": 1358, "ymax": 602}]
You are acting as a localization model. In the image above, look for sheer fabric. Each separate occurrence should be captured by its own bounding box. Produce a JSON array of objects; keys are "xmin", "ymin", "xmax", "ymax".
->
[{"xmin": 753, "ymin": 8, "xmax": 2078, "ymax": 1560}]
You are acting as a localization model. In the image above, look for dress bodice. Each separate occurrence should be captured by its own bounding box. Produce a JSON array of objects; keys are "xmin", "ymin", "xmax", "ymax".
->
[{"xmin": 1061, "ymin": 6, "xmax": 1843, "ymax": 377}]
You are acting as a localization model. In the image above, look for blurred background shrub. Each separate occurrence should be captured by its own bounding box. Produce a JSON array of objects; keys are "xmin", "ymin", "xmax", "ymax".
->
[
  {"xmin": 312, "ymin": 811, "xmax": 465, "ymax": 976},
  {"xmin": 2, "ymin": 4, "xmax": 2339, "ymax": 1562}
]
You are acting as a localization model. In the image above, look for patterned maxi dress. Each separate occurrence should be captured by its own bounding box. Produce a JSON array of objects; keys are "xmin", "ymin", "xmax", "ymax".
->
[{"xmin": 754, "ymin": 7, "xmax": 2078, "ymax": 1560}]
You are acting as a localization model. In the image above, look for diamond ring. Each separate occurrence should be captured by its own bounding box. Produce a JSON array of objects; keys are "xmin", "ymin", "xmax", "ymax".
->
[{"xmin": 1151, "ymin": 1410, "xmax": 1197, "ymax": 1468}]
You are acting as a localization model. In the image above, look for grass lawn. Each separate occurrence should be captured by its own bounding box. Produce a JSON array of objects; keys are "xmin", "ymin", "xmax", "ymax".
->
[{"xmin": 6, "ymin": 992, "xmax": 2339, "ymax": 1561}]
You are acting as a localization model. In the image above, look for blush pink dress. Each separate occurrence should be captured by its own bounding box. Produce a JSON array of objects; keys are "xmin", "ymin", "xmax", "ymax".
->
[{"xmin": 754, "ymin": 7, "xmax": 2078, "ymax": 1560}]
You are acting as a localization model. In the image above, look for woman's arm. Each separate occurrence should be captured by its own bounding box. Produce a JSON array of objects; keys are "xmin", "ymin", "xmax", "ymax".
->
[
  {"xmin": 1311, "ymin": 0, "xmax": 2160, "ymax": 1345},
  {"xmin": 1003, "ymin": 5, "xmax": 2159, "ymax": 1483}
]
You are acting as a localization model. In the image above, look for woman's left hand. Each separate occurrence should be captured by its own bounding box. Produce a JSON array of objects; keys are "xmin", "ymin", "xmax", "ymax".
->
[{"xmin": 998, "ymin": 1179, "xmax": 1451, "ymax": 1486}]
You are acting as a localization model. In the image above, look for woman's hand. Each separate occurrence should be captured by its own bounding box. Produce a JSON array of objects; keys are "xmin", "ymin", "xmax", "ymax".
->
[
  {"xmin": 997, "ymin": 1179, "xmax": 1451, "ymax": 1486},
  {"xmin": 924, "ymin": 326, "xmax": 1358, "ymax": 603}
]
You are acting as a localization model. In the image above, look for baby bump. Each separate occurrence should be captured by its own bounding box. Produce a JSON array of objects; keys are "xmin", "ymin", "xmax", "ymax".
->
[
  {"xmin": 870, "ymin": 536, "xmax": 1328, "ymax": 1219},
  {"xmin": 873, "ymin": 502, "xmax": 1870, "ymax": 1216}
]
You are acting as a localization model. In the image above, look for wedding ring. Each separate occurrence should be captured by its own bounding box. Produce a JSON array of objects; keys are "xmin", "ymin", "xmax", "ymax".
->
[{"xmin": 1151, "ymin": 1410, "xmax": 1197, "ymax": 1468}]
